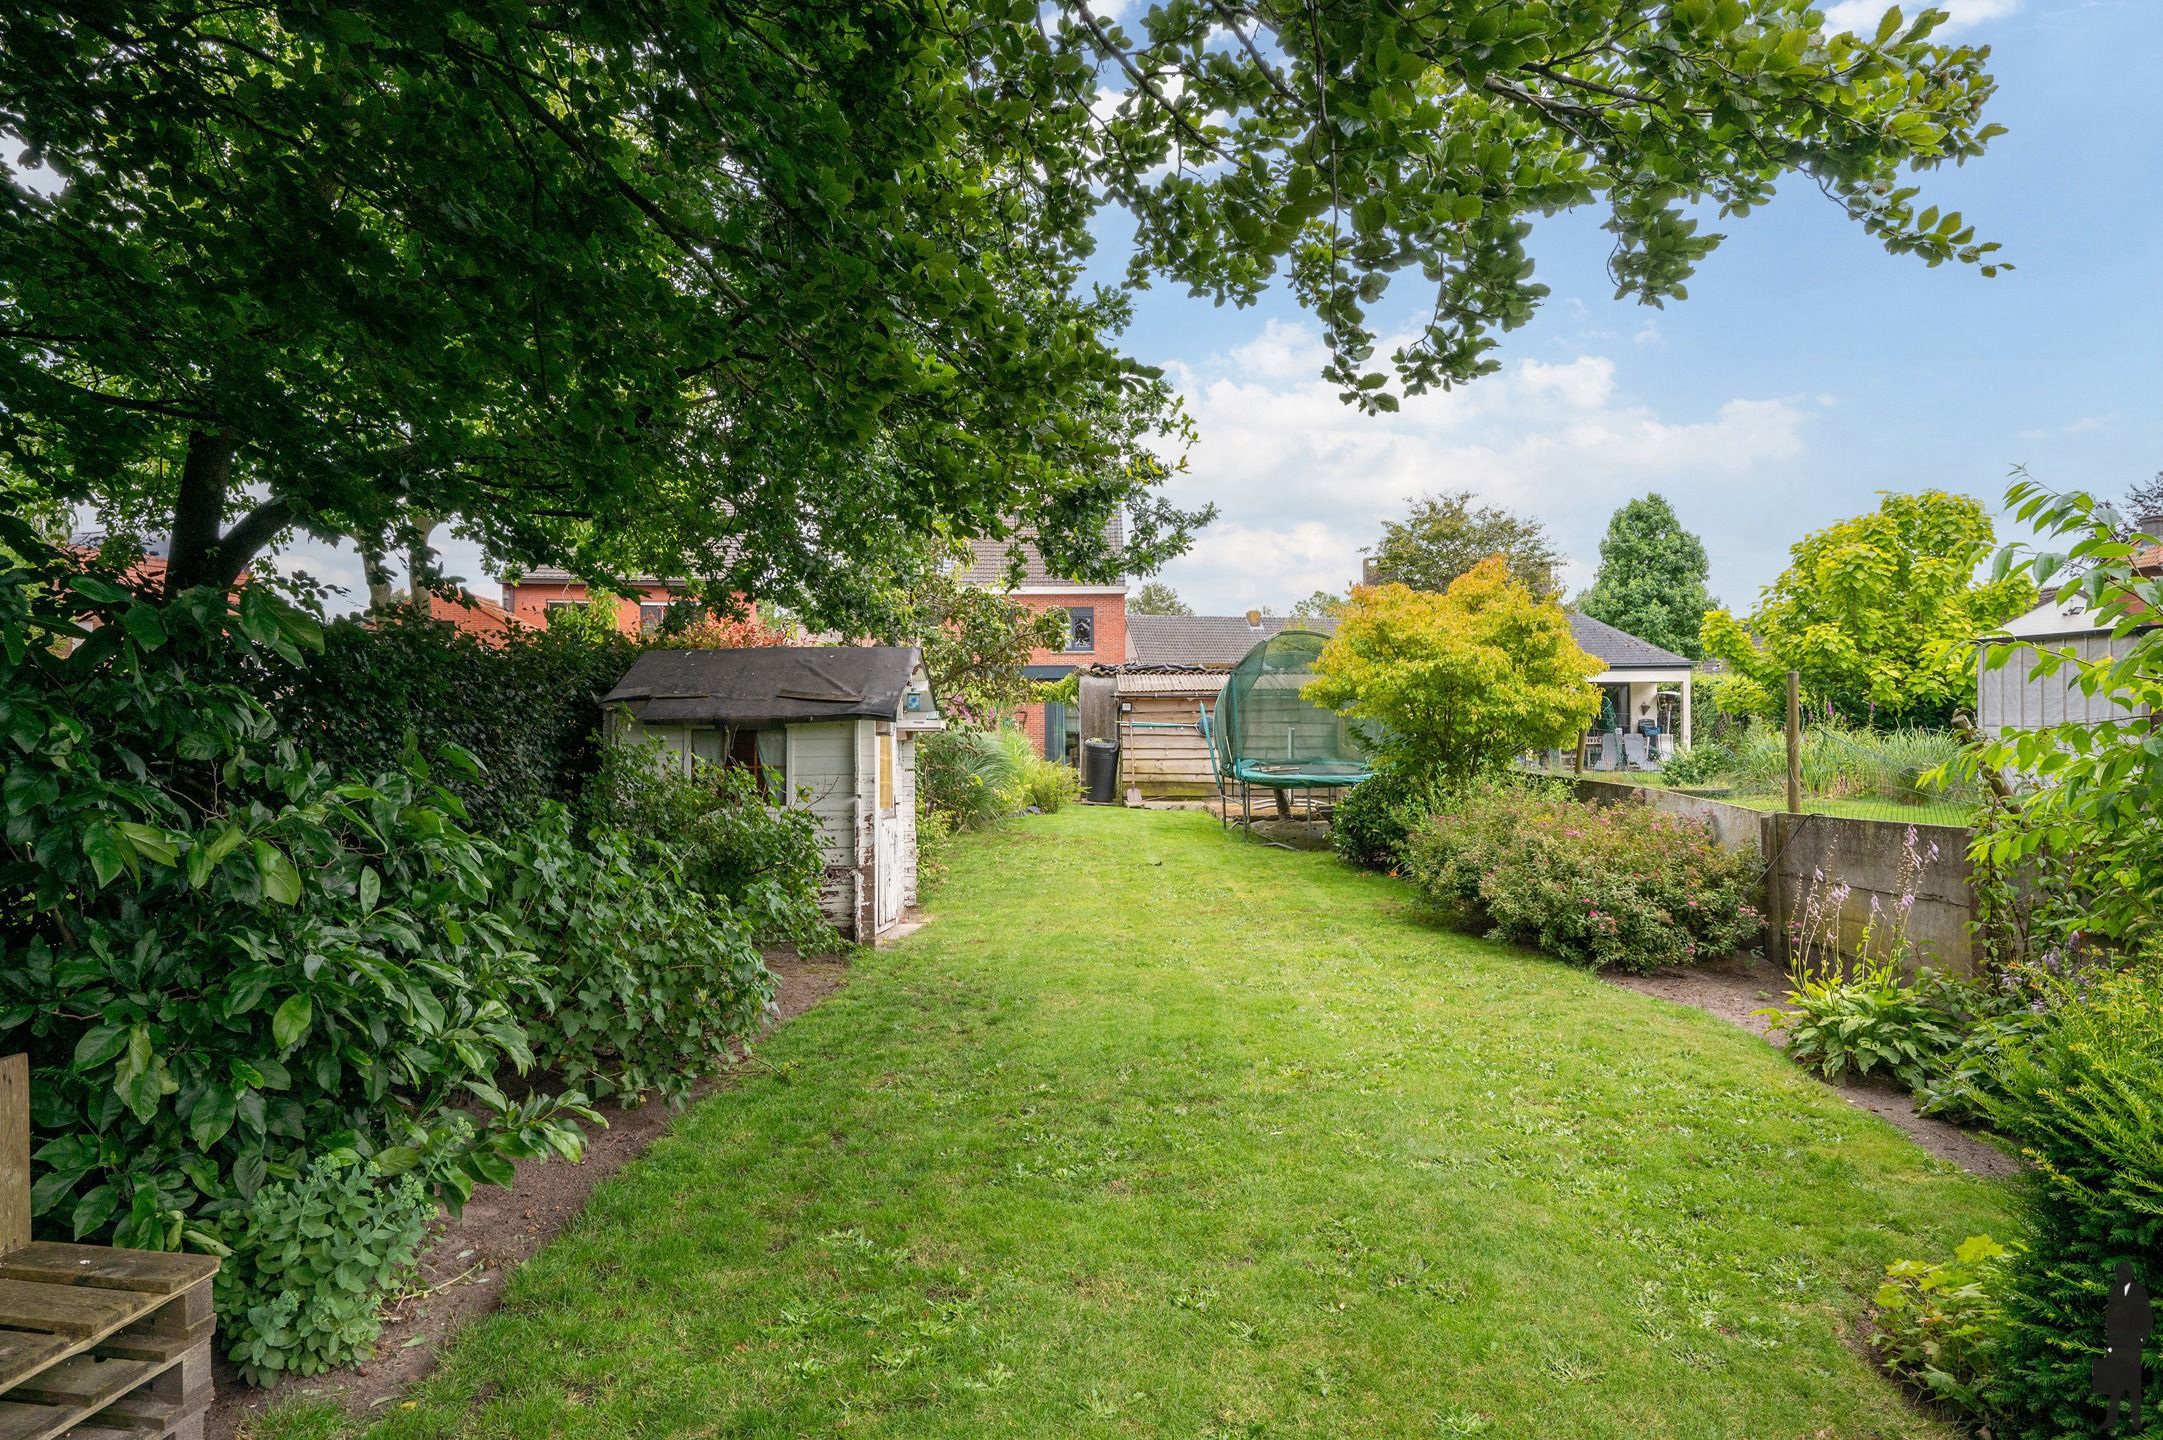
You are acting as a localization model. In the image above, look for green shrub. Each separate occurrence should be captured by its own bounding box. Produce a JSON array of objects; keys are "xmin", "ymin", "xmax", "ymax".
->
[
  {"xmin": 1658, "ymin": 740, "xmax": 1732, "ymax": 787},
  {"xmin": 918, "ymin": 727, "xmax": 1029, "ymax": 830},
  {"xmin": 587, "ymin": 746, "xmax": 835, "ymax": 953},
  {"xmin": 915, "ymin": 800, "xmax": 957, "ymax": 898},
  {"xmin": 1872, "ymin": 1233, "xmax": 2015, "ymax": 1418},
  {"xmin": 0, "ymin": 551, "xmax": 593, "ymax": 1251},
  {"xmin": 1022, "ymin": 755, "xmax": 1081, "ymax": 813},
  {"xmin": 262, "ymin": 608, "xmax": 635, "ymax": 835},
  {"xmin": 1402, "ymin": 785, "xmax": 1762, "ymax": 972},
  {"xmin": 1983, "ymin": 967, "xmax": 2163, "ymax": 1437},
  {"xmin": 1331, "ymin": 761, "xmax": 1450, "ymax": 870},
  {"xmin": 504, "ymin": 808, "xmax": 777, "ymax": 1103},
  {"xmin": 1758, "ymin": 956, "xmax": 1961, "ymax": 1089},
  {"xmin": 214, "ymin": 1156, "xmax": 434, "ymax": 1386}
]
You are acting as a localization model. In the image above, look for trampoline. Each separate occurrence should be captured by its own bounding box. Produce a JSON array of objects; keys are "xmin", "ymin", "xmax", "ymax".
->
[{"xmin": 1203, "ymin": 628, "xmax": 1372, "ymax": 835}]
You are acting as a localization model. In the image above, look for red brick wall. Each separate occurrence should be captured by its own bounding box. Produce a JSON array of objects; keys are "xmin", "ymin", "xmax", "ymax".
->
[
  {"xmin": 1011, "ymin": 591, "xmax": 1124, "ymax": 758},
  {"xmin": 501, "ymin": 581, "xmax": 759, "ymax": 637}
]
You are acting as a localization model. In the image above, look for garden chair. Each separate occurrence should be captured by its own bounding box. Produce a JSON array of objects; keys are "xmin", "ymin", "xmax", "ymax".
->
[
  {"xmin": 1622, "ymin": 733, "xmax": 1649, "ymax": 769},
  {"xmin": 1592, "ymin": 732, "xmax": 1621, "ymax": 771}
]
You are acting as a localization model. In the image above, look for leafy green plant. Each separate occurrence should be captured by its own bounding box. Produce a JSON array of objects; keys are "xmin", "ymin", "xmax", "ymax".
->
[
  {"xmin": 586, "ymin": 744, "xmax": 835, "ymax": 954},
  {"xmin": 1402, "ymin": 783, "xmax": 1762, "ymax": 973},
  {"xmin": 1982, "ymin": 966, "xmax": 2163, "ymax": 1436},
  {"xmin": 918, "ymin": 728, "xmax": 1030, "ymax": 831},
  {"xmin": 1758, "ymin": 955, "xmax": 1960, "ymax": 1089},
  {"xmin": 1021, "ymin": 755, "xmax": 1081, "ymax": 813},
  {"xmin": 1658, "ymin": 741, "xmax": 1732, "ymax": 788},
  {"xmin": 0, "ymin": 548, "xmax": 593, "ymax": 1249},
  {"xmin": 264, "ymin": 609, "xmax": 636, "ymax": 836},
  {"xmin": 503, "ymin": 808, "xmax": 776, "ymax": 1104},
  {"xmin": 1330, "ymin": 761, "xmax": 1451, "ymax": 871},
  {"xmin": 213, "ymin": 1155, "xmax": 435, "ymax": 1386},
  {"xmin": 1872, "ymin": 1233, "xmax": 2015, "ymax": 1418}
]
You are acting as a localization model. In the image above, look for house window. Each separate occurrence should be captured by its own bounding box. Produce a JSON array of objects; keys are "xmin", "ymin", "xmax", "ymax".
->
[
  {"xmin": 689, "ymin": 727, "xmax": 787, "ymax": 796},
  {"xmin": 1064, "ymin": 606, "xmax": 1096, "ymax": 653},
  {"xmin": 638, "ymin": 602, "xmax": 669, "ymax": 635},
  {"xmin": 877, "ymin": 732, "xmax": 896, "ymax": 811},
  {"xmin": 544, "ymin": 600, "xmax": 587, "ymax": 623}
]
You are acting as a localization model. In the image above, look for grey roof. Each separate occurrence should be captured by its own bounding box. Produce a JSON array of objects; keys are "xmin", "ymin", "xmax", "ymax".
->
[
  {"xmin": 601, "ymin": 646, "xmax": 923, "ymax": 725},
  {"xmin": 1567, "ymin": 612, "xmax": 1693, "ymax": 670},
  {"xmin": 1127, "ymin": 614, "xmax": 1338, "ymax": 668},
  {"xmin": 960, "ymin": 516, "xmax": 1124, "ymax": 588}
]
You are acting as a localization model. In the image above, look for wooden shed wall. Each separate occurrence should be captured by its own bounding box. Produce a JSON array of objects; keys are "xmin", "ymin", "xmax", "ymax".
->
[
  {"xmin": 1118, "ymin": 694, "xmax": 1216, "ymax": 797},
  {"xmin": 786, "ymin": 720, "xmax": 876, "ymax": 940}
]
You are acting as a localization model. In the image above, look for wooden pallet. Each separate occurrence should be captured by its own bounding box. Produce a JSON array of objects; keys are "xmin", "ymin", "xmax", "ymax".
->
[{"xmin": 0, "ymin": 1058, "xmax": 216, "ymax": 1440}]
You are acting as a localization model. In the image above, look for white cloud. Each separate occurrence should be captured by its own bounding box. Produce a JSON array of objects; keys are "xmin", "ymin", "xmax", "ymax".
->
[
  {"xmin": 1148, "ymin": 322, "xmax": 1812, "ymax": 612},
  {"xmin": 1821, "ymin": 0, "xmax": 2019, "ymax": 32}
]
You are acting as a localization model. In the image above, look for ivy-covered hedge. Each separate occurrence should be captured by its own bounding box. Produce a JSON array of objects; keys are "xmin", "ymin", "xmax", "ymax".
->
[{"xmin": 261, "ymin": 608, "xmax": 634, "ymax": 835}]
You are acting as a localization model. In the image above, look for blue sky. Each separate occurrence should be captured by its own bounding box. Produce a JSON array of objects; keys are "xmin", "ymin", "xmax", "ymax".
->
[{"xmin": 1116, "ymin": 0, "xmax": 2163, "ymax": 616}]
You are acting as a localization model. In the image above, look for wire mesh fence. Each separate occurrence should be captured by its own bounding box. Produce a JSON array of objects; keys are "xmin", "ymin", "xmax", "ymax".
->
[
  {"xmin": 1659, "ymin": 713, "xmax": 1978, "ymax": 827},
  {"xmin": 1527, "ymin": 708, "xmax": 1981, "ymax": 829}
]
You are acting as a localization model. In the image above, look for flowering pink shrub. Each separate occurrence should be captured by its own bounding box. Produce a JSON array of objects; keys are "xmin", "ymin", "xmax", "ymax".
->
[{"xmin": 1402, "ymin": 784, "xmax": 1762, "ymax": 973}]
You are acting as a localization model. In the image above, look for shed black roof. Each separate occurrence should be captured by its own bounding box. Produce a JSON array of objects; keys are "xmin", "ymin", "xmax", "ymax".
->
[{"xmin": 601, "ymin": 646, "xmax": 924, "ymax": 725}]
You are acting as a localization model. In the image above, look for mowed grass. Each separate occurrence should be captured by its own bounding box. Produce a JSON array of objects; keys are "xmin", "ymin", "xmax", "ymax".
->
[{"xmin": 260, "ymin": 807, "xmax": 2007, "ymax": 1440}]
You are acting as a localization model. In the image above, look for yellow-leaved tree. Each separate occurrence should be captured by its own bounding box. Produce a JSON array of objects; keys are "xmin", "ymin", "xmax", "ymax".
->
[{"xmin": 1306, "ymin": 558, "xmax": 1602, "ymax": 782}]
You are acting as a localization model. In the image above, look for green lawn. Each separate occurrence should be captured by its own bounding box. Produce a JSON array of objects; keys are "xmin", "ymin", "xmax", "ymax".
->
[{"xmin": 262, "ymin": 808, "xmax": 2006, "ymax": 1440}]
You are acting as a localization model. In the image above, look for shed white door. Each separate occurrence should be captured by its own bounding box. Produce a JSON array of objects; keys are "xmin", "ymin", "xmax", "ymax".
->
[{"xmin": 874, "ymin": 731, "xmax": 904, "ymax": 931}]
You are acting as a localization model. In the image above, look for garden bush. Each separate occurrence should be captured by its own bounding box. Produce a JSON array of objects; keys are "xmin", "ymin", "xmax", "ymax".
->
[
  {"xmin": 1402, "ymin": 784, "xmax": 1761, "ymax": 972},
  {"xmin": 1022, "ymin": 754, "xmax": 1081, "ymax": 813},
  {"xmin": 262, "ymin": 608, "xmax": 635, "ymax": 835},
  {"xmin": 1330, "ymin": 761, "xmax": 1451, "ymax": 870},
  {"xmin": 213, "ymin": 1155, "xmax": 434, "ymax": 1386},
  {"xmin": 1872, "ymin": 1233, "xmax": 2016, "ymax": 1419},
  {"xmin": 0, "ymin": 550, "xmax": 593, "ymax": 1254},
  {"xmin": 1981, "ymin": 966, "xmax": 2163, "ymax": 1437},
  {"xmin": 917, "ymin": 727, "xmax": 1030, "ymax": 830},
  {"xmin": 586, "ymin": 745, "xmax": 834, "ymax": 953},
  {"xmin": 502, "ymin": 807, "xmax": 777, "ymax": 1103}
]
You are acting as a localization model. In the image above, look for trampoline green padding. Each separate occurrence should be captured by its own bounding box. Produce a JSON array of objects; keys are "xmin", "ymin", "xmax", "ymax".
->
[{"xmin": 1205, "ymin": 628, "xmax": 1372, "ymax": 832}]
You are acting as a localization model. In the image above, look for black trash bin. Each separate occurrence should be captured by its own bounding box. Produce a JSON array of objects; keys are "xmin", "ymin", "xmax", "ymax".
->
[{"xmin": 1083, "ymin": 737, "xmax": 1120, "ymax": 805}]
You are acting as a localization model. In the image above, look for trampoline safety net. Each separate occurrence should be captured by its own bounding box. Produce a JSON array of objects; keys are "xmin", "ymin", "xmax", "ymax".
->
[{"xmin": 1213, "ymin": 629, "xmax": 1371, "ymax": 787}]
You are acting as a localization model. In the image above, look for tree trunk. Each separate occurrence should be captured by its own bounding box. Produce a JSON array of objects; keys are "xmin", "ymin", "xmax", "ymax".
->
[{"xmin": 163, "ymin": 431, "xmax": 234, "ymax": 596}]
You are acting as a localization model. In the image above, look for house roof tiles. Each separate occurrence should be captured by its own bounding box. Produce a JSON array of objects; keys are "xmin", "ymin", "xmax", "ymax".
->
[{"xmin": 1126, "ymin": 614, "xmax": 1336, "ymax": 668}]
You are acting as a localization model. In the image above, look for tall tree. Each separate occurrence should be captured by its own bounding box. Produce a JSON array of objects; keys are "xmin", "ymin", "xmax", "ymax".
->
[
  {"xmin": 1700, "ymin": 490, "xmax": 2036, "ymax": 728},
  {"xmin": 1308, "ymin": 562, "xmax": 1601, "ymax": 782},
  {"xmin": 1291, "ymin": 590, "xmax": 1347, "ymax": 623},
  {"xmin": 2, "ymin": 3, "xmax": 2005, "ymax": 607},
  {"xmin": 1129, "ymin": 581, "xmax": 1192, "ymax": 617},
  {"xmin": 1368, "ymin": 492, "xmax": 1563, "ymax": 599},
  {"xmin": 1578, "ymin": 494, "xmax": 1715, "ymax": 659}
]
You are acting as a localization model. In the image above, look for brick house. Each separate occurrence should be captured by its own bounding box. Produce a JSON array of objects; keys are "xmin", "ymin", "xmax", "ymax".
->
[
  {"xmin": 501, "ymin": 567, "xmax": 700, "ymax": 635},
  {"xmin": 960, "ymin": 530, "xmax": 1128, "ymax": 762}
]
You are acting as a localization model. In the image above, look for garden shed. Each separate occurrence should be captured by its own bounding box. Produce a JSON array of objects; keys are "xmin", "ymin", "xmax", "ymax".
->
[{"xmin": 600, "ymin": 647, "xmax": 942, "ymax": 943}]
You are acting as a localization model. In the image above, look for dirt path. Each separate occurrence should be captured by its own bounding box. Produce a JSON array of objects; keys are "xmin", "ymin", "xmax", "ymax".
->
[
  {"xmin": 213, "ymin": 953, "xmax": 851, "ymax": 1439},
  {"xmin": 1605, "ymin": 956, "xmax": 2023, "ymax": 1180}
]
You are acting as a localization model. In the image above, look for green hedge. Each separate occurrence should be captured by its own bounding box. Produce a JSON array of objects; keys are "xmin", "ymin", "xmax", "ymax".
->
[
  {"xmin": 262, "ymin": 609, "xmax": 634, "ymax": 835},
  {"xmin": 1983, "ymin": 968, "xmax": 2163, "ymax": 1437},
  {"xmin": 1403, "ymin": 783, "xmax": 1763, "ymax": 973}
]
